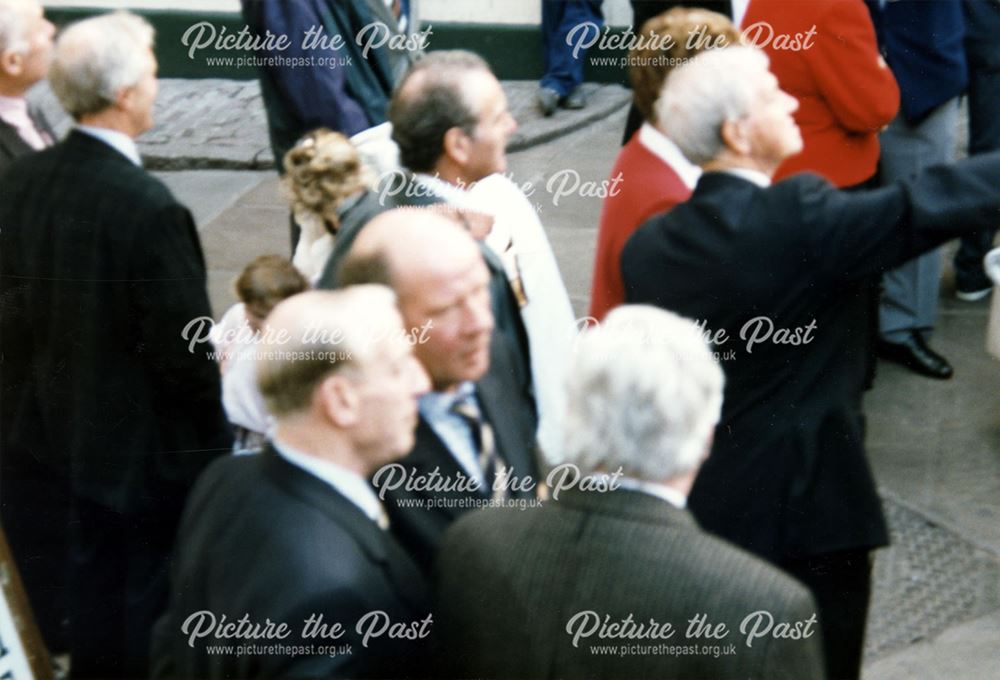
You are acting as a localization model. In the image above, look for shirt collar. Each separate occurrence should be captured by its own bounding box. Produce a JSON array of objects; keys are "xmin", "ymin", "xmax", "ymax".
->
[
  {"xmin": 272, "ymin": 438, "xmax": 388, "ymax": 529},
  {"xmin": 637, "ymin": 123, "xmax": 701, "ymax": 190},
  {"xmin": 0, "ymin": 94, "xmax": 29, "ymax": 119},
  {"xmin": 75, "ymin": 125, "xmax": 142, "ymax": 167},
  {"xmin": 732, "ymin": 0, "xmax": 752, "ymax": 27},
  {"xmin": 616, "ymin": 477, "xmax": 688, "ymax": 509},
  {"xmin": 418, "ymin": 381, "xmax": 477, "ymax": 420},
  {"xmin": 722, "ymin": 167, "xmax": 772, "ymax": 188}
]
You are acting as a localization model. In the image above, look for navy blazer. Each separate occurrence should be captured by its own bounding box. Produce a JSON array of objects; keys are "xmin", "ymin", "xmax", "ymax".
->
[
  {"xmin": 622, "ymin": 153, "xmax": 1000, "ymax": 562},
  {"xmin": 866, "ymin": 0, "xmax": 968, "ymax": 123}
]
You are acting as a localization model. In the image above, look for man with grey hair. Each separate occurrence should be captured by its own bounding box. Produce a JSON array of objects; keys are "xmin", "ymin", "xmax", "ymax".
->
[
  {"xmin": 0, "ymin": 0, "xmax": 61, "ymax": 653},
  {"xmin": 153, "ymin": 287, "xmax": 432, "ymax": 679},
  {"xmin": 622, "ymin": 45, "xmax": 1000, "ymax": 679},
  {"xmin": 435, "ymin": 305, "xmax": 825, "ymax": 679},
  {"xmin": 0, "ymin": 0, "xmax": 54, "ymax": 173},
  {"xmin": 0, "ymin": 11, "xmax": 229, "ymax": 677}
]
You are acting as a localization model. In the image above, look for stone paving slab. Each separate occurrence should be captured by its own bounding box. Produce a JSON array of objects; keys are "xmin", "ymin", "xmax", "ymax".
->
[{"xmin": 27, "ymin": 78, "xmax": 631, "ymax": 171}]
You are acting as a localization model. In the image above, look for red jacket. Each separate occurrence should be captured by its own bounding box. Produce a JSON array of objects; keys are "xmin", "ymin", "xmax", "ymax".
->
[
  {"xmin": 743, "ymin": 0, "xmax": 900, "ymax": 187},
  {"xmin": 589, "ymin": 128, "xmax": 691, "ymax": 321}
]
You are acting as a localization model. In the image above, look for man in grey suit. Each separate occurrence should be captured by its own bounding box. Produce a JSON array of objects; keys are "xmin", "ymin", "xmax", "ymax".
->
[{"xmin": 435, "ymin": 306, "xmax": 825, "ymax": 679}]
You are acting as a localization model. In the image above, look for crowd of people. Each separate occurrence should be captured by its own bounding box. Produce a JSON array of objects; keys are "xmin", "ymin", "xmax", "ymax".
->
[{"xmin": 0, "ymin": 0, "xmax": 998, "ymax": 679}]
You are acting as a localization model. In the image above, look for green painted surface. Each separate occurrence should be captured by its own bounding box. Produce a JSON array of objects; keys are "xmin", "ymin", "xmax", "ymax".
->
[{"xmin": 43, "ymin": 8, "xmax": 630, "ymax": 85}]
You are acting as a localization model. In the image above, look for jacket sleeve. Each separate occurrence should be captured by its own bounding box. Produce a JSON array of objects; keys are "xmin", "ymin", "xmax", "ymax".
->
[
  {"xmin": 243, "ymin": 0, "xmax": 371, "ymax": 137},
  {"xmin": 802, "ymin": 150, "xmax": 1000, "ymax": 283},
  {"xmin": 806, "ymin": 0, "xmax": 900, "ymax": 133}
]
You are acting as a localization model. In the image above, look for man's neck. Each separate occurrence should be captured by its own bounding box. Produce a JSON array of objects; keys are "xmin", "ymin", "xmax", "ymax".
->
[
  {"xmin": 272, "ymin": 421, "xmax": 368, "ymax": 477},
  {"xmin": 0, "ymin": 83, "xmax": 29, "ymax": 98},
  {"xmin": 702, "ymin": 153, "xmax": 777, "ymax": 179},
  {"xmin": 77, "ymin": 111, "xmax": 138, "ymax": 139}
]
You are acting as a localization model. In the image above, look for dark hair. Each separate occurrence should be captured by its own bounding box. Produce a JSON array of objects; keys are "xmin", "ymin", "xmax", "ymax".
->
[
  {"xmin": 235, "ymin": 255, "xmax": 309, "ymax": 320},
  {"xmin": 336, "ymin": 251, "xmax": 394, "ymax": 290},
  {"xmin": 389, "ymin": 50, "xmax": 492, "ymax": 173}
]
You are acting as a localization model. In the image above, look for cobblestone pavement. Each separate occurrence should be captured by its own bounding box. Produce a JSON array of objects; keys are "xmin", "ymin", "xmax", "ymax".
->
[{"xmin": 28, "ymin": 79, "xmax": 631, "ymax": 170}]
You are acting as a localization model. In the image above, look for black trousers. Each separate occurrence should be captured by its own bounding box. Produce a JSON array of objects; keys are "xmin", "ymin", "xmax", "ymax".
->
[{"xmin": 780, "ymin": 550, "xmax": 873, "ymax": 680}]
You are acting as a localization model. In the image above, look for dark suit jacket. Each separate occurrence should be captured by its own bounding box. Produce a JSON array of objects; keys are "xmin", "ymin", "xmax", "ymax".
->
[
  {"xmin": 621, "ymin": 156, "xmax": 1000, "ymax": 562},
  {"xmin": 0, "ymin": 130, "xmax": 229, "ymax": 516},
  {"xmin": 865, "ymin": 0, "xmax": 967, "ymax": 123},
  {"xmin": 152, "ymin": 449, "xmax": 430, "ymax": 679},
  {"xmin": 0, "ymin": 105, "xmax": 54, "ymax": 176},
  {"xmin": 436, "ymin": 488, "xmax": 825, "ymax": 679},
  {"xmin": 379, "ymin": 336, "xmax": 541, "ymax": 574}
]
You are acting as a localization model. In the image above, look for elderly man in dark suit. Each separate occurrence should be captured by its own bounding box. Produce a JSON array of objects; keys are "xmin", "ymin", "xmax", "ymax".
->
[
  {"xmin": 621, "ymin": 46, "xmax": 1000, "ymax": 679},
  {"xmin": 436, "ymin": 305, "xmax": 825, "ymax": 679},
  {"xmin": 0, "ymin": 0, "xmax": 62, "ymax": 653},
  {"xmin": 152, "ymin": 287, "xmax": 433, "ymax": 679},
  {"xmin": 0, "ymin": 0, "xmax": 54, "ymax": 173},
  {"xmin": 338, "ymin": 209, "xmax": 541, "ymax": 574},
  {"xmin": 0, "ymin": 12, "xmax": 230, "ymax": 677}
]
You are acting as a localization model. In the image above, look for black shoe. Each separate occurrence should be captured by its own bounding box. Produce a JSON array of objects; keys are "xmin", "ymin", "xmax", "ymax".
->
[{"xmin": 876, "ymin": 332, "xmax": 953, "ymax": 379}]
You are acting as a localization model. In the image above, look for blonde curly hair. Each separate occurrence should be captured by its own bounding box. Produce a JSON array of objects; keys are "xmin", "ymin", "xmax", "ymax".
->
[{"xmin": 281, "ymin": 128, "xmax": 373, "ymax": 233}]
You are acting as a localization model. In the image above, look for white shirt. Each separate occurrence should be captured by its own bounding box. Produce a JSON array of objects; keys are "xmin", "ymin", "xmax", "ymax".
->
[
  {"xmin": 617, "ymin": 477, "xmax": 688, "ymax": 509},
  {"xmin": 273, "ymin": 439, "xmax": 390, "ymax": 529},
  {"xmin": 723, "ymin": 167, "xmax": 772, "ymax": 188},
  {"xmin": 76, "ymin": 125, "xmax": 142, "ymax": 166},
  {"xmin": 638, "ymin": 123, "xmax": 702, "ymax": 190},
  {"xmin": 465, "ymin": 173, "xmax": 577, "ymax": 463}
]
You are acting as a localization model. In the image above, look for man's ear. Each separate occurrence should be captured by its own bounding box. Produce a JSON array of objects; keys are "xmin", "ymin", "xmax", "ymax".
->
[
  {"xmin": 720, "ymin": 118, "xmax": 751, "ymax": 157},
  {"xmin": 0, "ymin": 49, "xmax": 22, "ymax": 78},
  {"xmin": 317, "ymin": 373, "xmax": 360, "ymax": 429},
  {"xmin": 442, "ymin": 126, "xmax": 471, "ymax": 167}
]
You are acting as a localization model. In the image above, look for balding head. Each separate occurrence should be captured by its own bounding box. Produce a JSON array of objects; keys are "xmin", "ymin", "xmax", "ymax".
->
[
  {"xmin": 258, "ymin": 286, "xmax": 430, "ymax": 470},
  {"xmin": 340, "ymin": 208, "xmax": 494, "ymax": 392},
  {"xmin": 390, "ymin": 50, "xmax": 516, "ymax": 182}
]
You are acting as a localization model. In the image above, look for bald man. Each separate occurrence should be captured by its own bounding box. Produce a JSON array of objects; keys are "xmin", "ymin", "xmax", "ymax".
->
[
  {"xmin": 339, "ymin": 209, "xmax": 542, "ymax": 573},
  {"xmin": 153, "ymin": 287, "xmax": 433, "ymax": 679}
]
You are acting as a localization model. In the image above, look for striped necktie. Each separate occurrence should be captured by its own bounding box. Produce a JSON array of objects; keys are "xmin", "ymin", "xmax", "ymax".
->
[{"xmin": 451, "ymin": 394, "xmax": 509, "ymax": 500}]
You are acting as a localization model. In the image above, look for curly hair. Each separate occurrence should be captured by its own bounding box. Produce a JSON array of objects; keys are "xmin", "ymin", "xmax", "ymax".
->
[
  {"xmin": 280, "ymin": 128, "xmax": 372, "ymax": 232},
  {"xmin": 629, "ymin": 8, "xmax": 742, "ymax": 125}
]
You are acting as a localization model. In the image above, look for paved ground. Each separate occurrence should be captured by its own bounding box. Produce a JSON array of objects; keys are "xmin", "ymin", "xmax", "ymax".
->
[
  {"xmin": 145, "ymin": 84, "xmax": 999, "ymax": 678},
  {"xmin": 28, "ymin": 79, "xmax": 631, "ymax": 170}
]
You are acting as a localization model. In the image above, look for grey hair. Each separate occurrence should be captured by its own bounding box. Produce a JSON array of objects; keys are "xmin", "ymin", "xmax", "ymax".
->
[
  {"xmin": 0, "ymin": 0, "xmax": 32, "ymax": 54},
  {"xmin": 49, "ymin": 11, "xmax": 154, "ymax": 119},
  {"xmin": 655, "ymin": 46, "xmax": 770, "ymax": 165},
  {"xmin": 563, "ymin": 306, "xmax": 724, "ymax": 482}
]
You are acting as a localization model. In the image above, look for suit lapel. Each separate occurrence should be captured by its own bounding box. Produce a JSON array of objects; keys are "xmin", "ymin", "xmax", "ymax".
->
[
  {"xmin": 0, "ymin": 118, "xmax": 33, "ymax": 161},
  {"xmin": 261, "ymin": 447, "xmax": 428, "ymax": 610},
  {"xmin": 28, "ymin": 106, "xmax": 57, "ymax": 145},
  {"xmin": 477, "ymin": 347, "xmax": 539, "ymax": 486}
]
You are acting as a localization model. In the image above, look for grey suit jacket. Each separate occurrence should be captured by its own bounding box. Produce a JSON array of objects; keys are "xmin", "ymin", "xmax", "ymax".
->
[{"xmin": 436, "ymin": 488, "xmax": 826, "ymax": 679}]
